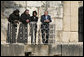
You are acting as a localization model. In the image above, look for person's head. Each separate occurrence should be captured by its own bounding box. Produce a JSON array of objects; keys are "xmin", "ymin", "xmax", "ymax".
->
[
  {"xmin": 44, "ymin": 11, "xmax": 48, "ymax": 16},
  {"xmin": 13, "ymin": 9, "xmax": 19, "ymax": 15},
  {"xmin": 24, "ymin": 9, "xmax": 29, "ymax": 15},
  {"xmin": 32, "ymin": 11, "xmax": 37, "ymax": 16}
]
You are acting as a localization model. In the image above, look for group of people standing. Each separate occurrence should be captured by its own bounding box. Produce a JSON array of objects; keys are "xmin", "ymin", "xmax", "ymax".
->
[{"xmin": 7, "ymin": 9, "xmax": 52, "ymax": 44}]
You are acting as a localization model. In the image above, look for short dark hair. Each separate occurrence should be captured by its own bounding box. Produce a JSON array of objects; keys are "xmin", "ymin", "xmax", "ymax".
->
[
  {"xmin": 32, "ymin": 11, "xmax": 37, "ymax": 16},
  {"xmin": 13, "ymin": 9, "xmax": 19, "ymax": 14},
  {"xmin": 44, "ymin": 11, "xmax": 48, "ymax": 13},
  {"xmin": 24, "ymin": 9, "xmax": 29, "ymax": 13}
]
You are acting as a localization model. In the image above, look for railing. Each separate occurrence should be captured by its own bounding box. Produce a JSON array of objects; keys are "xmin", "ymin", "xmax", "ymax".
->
[{"xmin": 6, "ymin": 22, "xmax": 56, "ymax": 44}]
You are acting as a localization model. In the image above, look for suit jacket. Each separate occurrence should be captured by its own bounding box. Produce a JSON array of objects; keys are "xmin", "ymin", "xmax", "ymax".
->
[{"xmin": 40, "ymin": 15, "xmax": 52, "ymax": 24}]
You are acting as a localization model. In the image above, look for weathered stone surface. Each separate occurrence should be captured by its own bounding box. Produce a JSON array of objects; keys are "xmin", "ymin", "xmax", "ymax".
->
[
  {"xmin": 56, "ymin": 19, "xmax": 63, "ymax": 30},
  {"xmin": 40, "ymin": 45, "xmax": 49, "ymax": 56},
  {"xmin": 1, "ymin": 19, "xmax": 8, "ymax": 43},
  {"xmin": 1, "ymin": 44, "xmax": 24, "ymax": 56},
  {"xmin": 78, "ymin": 1, "xmax": 83, "ymax": 7},
  {"xmin": 63, "ymin": 1, "xmax": 71, "ymax": 16},
  {"xmin": 1, "ymin": 44, "xmax": 10, "ymax": 56},
  {"xmin": 70, "ymin": 32, "xmax": 78, "ymax": 42},
  {"xmin": 63, "ymin": 1, "xmax": 71, "ymax": 31},
  {"xmin": 70, "ymin": 1, "xmax": 78, "ymax": 31},
  {"xmin": 55, "ymin": 31, "xmax": 62, "ymax": 42},
  {"xmin": 1, "ymin": 32, "xmax": 6, "ymax": 41},
  {"xmin": 1, "ymin": 42, "xmax": 83, "ymax": 56},
  {"xmin": 63, "ymin": 1, "xmax": 79, "ymax": 32},
  {"xmin": 61, "ymin": 32, "xmax": 70, "ymax": 42},
  {"xmin": 63, "ymin": 16, "xmax": 71, "ymax": 31},
  {"xmin": 79, "ymin": 44, "xmax": 83, "ymax": 56},
  {"xmin": 25, "ymin": 44, "xmax": 49, "ymax": 56},
  {"xmin": 49, "ymin": 43, "xmax": 62, "ymax": 56},
  {"xmin": 13, "ymin": 1, "xmax": 26, "ymax": 7},
  {"xmin": 62, "ymin": 43, "xmax": 83, "ymax": 56},
  {"xmin": 62, "ymin": 32, "xmax": 78, "ymax": 42}
]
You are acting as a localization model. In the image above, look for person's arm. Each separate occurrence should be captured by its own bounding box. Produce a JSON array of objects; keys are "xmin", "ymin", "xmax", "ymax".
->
[
  {"xmin": 21, "ymin": 14, "xmax": 27, "ymax": 23},
  {"xmin": 27, "ymin": 14, "xmax": 30, "ymax": 22},
  {"xmin": 49, "ymin": 15, "xmax": 52, "ymax": 22},
  {"xmin": 17, "ymin": 15, "xmax": 20, "ymax": 21},
  {"xmin": 14, "ymin": 15, "xmax": 20, "ymax": 24},
  {"xmin": 8, "ymin": 14, "xmax": 14, "ymax": 23},
  {"xmin": 43, "ymin": 15, "xmax": 52, "ymax": 23},
  {"xmin": 36, "ymin": 17, "xmax": 38, "ymax": 22},
  {"xmin": 40, "ymin": 15, "xmax": 44, "ymax": 23},
  {"xmin": 19, "ymin": 16, "xmax": 21, "ymax": 22},
  {"xmin": 26, "ymin": 14, "xmax": 30, "ymax": 23},
  {"xmin": 30, "ymin": 16, "xmax": 32, "ymax": 22}
]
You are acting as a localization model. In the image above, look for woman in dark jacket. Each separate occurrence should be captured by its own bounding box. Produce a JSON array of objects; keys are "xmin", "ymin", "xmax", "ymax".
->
[
  {"xmin": 8, "ymin": 9, "xmax": 20, "ymax": 26},
  {"xmin": 17, "ymin": 9, "xmax": 30, "ymax": 44},
  {"xmin": 30, "ymin": 11, "xmax": 38, "ymax": 22},
  {"xmin": 30, "ymin": 11, "xmax": 38, "ymax": 44},
  {"xmin": 7, "ymin": 9, "xmax": 20, "ymax": 43}
]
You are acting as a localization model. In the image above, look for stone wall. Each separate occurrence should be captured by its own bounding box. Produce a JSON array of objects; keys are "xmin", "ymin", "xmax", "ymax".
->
[
  {"xmin": 62, "ymin": 1, "xmax": 79, "ymax": 42},
  {"xmin": 1, "ymin": 42, "xmax": 83, "ymax": 56}
]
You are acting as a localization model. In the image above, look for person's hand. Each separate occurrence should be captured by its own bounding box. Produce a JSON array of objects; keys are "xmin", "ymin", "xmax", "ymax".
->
[
  {"xmin": 46, "ymin": 20, "xmax": 50, "ymax": 22},
  {"xmin": 14, "ymin": 20, "xmax": 19, "ymax": 24},
  {"xmin": 44, "ymin": 20, "xmax": 46, "ymax": 22},
  {"xmin": 26, "ymin": 19, "xmax": 29, "ymax": 23},
  {"xmin": 44, "ymin": 20, "xmax": 50, "ymax": 22}
]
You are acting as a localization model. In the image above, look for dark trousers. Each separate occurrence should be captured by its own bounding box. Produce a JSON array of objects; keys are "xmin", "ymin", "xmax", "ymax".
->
[{"xmin": 41, "ymin": 23, "xmax": 49, "ymax": 44}]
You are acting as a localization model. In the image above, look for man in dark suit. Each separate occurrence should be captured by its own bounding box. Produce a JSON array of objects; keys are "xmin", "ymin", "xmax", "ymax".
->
[{"xmin": 40, "ymin": 11, "xmax": 52, "ymax": 44}]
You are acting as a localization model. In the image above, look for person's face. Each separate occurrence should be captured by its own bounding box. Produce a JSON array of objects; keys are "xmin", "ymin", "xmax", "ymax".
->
[
  {"xmin": 44, "ymin": 11, "xmax": 48, "ymax": 16},
  {"xmin": 15, "ymin": 12, "xmax": 19, "ymax": 15},
  {"xmin": 34, "ymin": 13, "xmax": 36, "ymax": 16},
  {"xmin": 25, "ymin": 11, "xmax": 29, "ymax": 15}
]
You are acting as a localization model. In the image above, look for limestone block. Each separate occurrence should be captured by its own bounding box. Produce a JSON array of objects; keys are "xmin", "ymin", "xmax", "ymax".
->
[
  {"xmin": 79, "ymin": 44, "xmax": 83, "ymax": 56},
  {"xmin": 49, "ymin": 44, "xmax": 61, "ymax": 56},
  {"xmin": 56, "ymin": 19, "xmax": 63, "ymax": 30},
  {"xmin": 1, "ymin": 32, "xmax": 6, "ymax": 41},
  {"xmin": 1, "ymin": 44, "xmax": 10, "ymax": 56},
  {"xmin": 1, "ymin": 44, "xmax": 24, "ymax": 56},
  {"xmin": 70, "ymin": 32, "xmax": 78, "ymax": 42},
  {"xmin": 13, "ymin": 1, "xmax": 26, "ymax": 7},
  {"xmin": 70, "ymin": 16, "xmax": 78, "ymax": 31},
  {"xmin": 63, "ymin": 1, "xmax": 71, "ymax": 16},
  {"xmin": 62, "ymin": 43, "xmax": 83, "ymax": 56},
  {"xmin": 55, "ymin": 31, "xmax": 62, "ymax": 42},
  {"xmin": 70, "ymin": 1, "xmax": 78, "ymax": 31},
  {"xmin": 63, "ymin": 16, "xmax": 71, "ymax": 31},
  {"xmin": 1, "ymin": 31, "xmax": 6, "ymax": 44},
  {"xmin": 63, "ymin": 1, "xmax": 73, "ymax": 31},
  {"xmin": 39, "ymin": 45, "xmax": 49, "ymax": 56},
  {"xmin": 61, "ymin": 32, "xmax": 70, "ymax": 42},
  {"xmin": 25, "ymin": 44, "xmax": 49, "ymax": 56}
]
